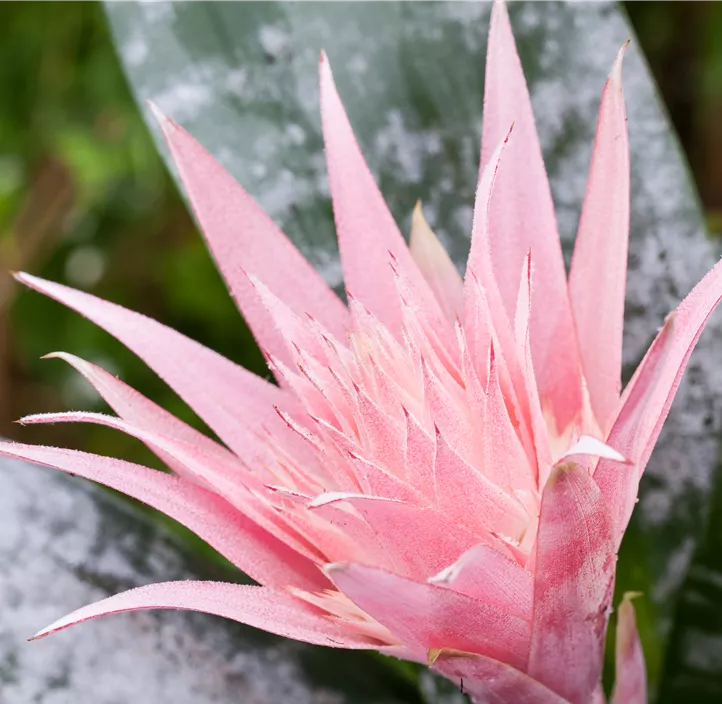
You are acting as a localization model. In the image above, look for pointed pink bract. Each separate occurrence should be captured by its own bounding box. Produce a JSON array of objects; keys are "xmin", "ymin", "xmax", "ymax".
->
[
  {"xmin": 152, "ymin": 102, "xmax": 349, "ymax": 369},
  {"xmin": 569, "ymin": 45, "xmax": 630, "ymax": 433},
  {"xmin": 32, "ymin": 580, "xmax": 375, "ymax": 648},
  {"xmin": 479, "ymin": 0, "xmax": 582, "ymax": 431},
  {"xmin": 14, "ymin": 273, "xmax": 308, "ymax": 468},
  {"xmin": 594, "ymin": 257, "xmax": 722, "ymax": 541},
  {"xmin": 611, "ymin": 596, "xmax": 647, "ymax": 704},
  {"xmin": 320, "ymin": 53, "xmax": 440, "ymax": 336},
  {"xmin": 0, "ymin": 442, "xmax": 324, "ymax": 591},
  {"xmin": 43, "ymin": 352, "xmax": 236, "ymax": 481}
]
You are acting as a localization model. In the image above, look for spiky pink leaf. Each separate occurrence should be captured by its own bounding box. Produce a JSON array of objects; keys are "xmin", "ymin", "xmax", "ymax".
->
[
  {"xmin": 319, "ymin": 53, "xmax": 439, "ymax": 335},
  {"xmin": 150, "ymin": 102, "xmax": 349, "ymax": 368},
  {"xmin": 31, "ymin": 580, "xmax": 374, "ymax": 648},
  {"xmin": 611, "ymin": 595, "xmax": 647, "ymax": 704},
  {"xmin": 594, "ymin": 257, "xmax": 722, "ymax": 541},
  {"xmin": 479, "ymin": 0, "xmax": 581, "ymax": 431},
  {"xmin": 569, "ymin": 45, "xmax": 630, "ymax": 433},
  {"xmin": 14, "ymin": 273, "xmax": 306, "ymax": 465},
  {"xmin": 0, "ymin": 442, "xmax": 325, "ymax": 590},
  {"xmin": 43, "ymin": 352, "xmax": 234, "ymax": 481}
]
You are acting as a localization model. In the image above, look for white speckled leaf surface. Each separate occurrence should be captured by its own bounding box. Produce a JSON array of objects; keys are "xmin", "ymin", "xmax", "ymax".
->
[
  {"xmin": 6, "ymin": 1, "xmax": 714, "ymax": 700},
  {"xmin": 0, "ymin": 458, "xmax": 441, "ymax": 703}
]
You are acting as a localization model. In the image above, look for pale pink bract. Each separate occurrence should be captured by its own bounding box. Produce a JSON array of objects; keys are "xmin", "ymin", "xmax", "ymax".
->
[{"xmin": 6, "ymin": 3, "xmax": 722, "ymax": 702}]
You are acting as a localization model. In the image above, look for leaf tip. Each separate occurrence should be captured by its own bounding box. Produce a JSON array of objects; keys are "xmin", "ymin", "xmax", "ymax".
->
[
  {"xmin": 610, "ymin": 40, "xmax": 630, "ymax": 87},
  {"xmin": 547, "ymin": 460, "xmax": 579, "ymax": 487},
  {"xmin": 427, "ymin": 648, "xmax": 442, "ymax": 667},
  {"xmin": 621, "ymin": 590, "xmax": 644, "ymax": 605},
  {"xmin": 28, "ymin": 627, "xmax": 50, "ymax": 642},
  {"xmin": 147, "ymin": 100, "xmax": 176, "ymax": 134}
]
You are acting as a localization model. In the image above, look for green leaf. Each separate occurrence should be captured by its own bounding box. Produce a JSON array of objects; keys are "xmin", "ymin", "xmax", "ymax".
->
[
  {"xmin": 105, "ymin": 2, "xmax": 722, "ymax": 700},
  {"xmin": 654, "ymin": 463, "xmax": 722, "ymax": 703}
]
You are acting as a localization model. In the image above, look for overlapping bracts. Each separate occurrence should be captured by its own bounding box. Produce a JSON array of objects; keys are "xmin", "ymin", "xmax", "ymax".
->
[{"xmin": 6, "ymin": 3, "xmax": 720, "ymax": 702}]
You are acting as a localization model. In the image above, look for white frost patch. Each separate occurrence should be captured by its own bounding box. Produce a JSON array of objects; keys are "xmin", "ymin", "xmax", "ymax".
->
[
  {"xmin": 312, "ymin": 152, "xmax": 331, "ymax": 198},
  {"xmin": 258, "ymin": 168, "xmax": 299, "ymax": 217},
  {"xmin": 374, "ymin": 110, "xmax": 442, "ymax": 184},
  {"xmin": 259, "ymin": 24, "xmax": 290, "ymax": 58},
  {"xmin": 453, "ymin": 205, "xmax": 474, "ymax": 235},
  {"xmin": 514, "ymin": 3, "xmax": 543, "ymax": 32},
  {"xmin": 225, "ymin": 67, "xmax": 248, "ymax": 95},
  {"xmin": 348, "ymin": 54, "xmax": 368, "ymax": 77},
  {"xmin": 139, "ymin": 2, "xmax": 174, "ymax": 25},
  {"xmin": 123, "ymin": 32, "xmax": 149, "ymax": 69},
  {"xmin": 251, "ymin": 162, "xmax": 268, "ymax": 179},
  {"xmin": 515, "ymin": 3, "xmax": 565, "ymax": 35},
  {"xmin": 443, "ymin": 1, "xmax": 487, "ymax": 24},
  {"xmin": 442, "ymin": 2, "xmax": 488, "ymax": 52},
  {"xmin": 153, "ymin": 58, "xmax": 241, "ymax": 124},
  {"xmin": 532, "ymin": 78, "xmax": 580, "ymax": 152},
  {"xmin": 285, "ymin": 123, "xmax": 306, "ymax": 146},
  {"xmin": 153, "ymin": 81, "xmax": 214, "ymax": 124},
  {"xmin": 313, "ymin": 248, "xmax": 344, "ymax": 289},
  {"xmin": 214, "ymin": 145, "xmax": 238, "ymax": 172}
]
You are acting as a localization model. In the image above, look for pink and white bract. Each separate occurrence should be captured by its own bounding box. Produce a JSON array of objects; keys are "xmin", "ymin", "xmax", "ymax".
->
[{"xmin": 6, "ymin": 3, "xmax": 722, "ymax": 702}]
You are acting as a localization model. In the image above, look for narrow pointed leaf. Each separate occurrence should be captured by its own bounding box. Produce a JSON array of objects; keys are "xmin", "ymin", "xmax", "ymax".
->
[
  {"xmin": 15, "ymin": 273, "xmax": 303, "ymax": 463},
  {"xmin": 594, "ymin": 257, "xmax": 722, "ymax": 540},
  {"xmin": 32, "ymin": 580, "xmax": 374, "ymax": 648},
  {"xmin": 409, "ymin": 201, "xmax": 463, "ymax": 321},
  {"xmin": 320, "ymin": 53, "xmax": 439, "ymax": 335},
  {"xmin": 569, "ymin": 45, "xmax": 630, "ymax": 433},
  {"xmin": 0, "ymin": 442, "xmax": 324, "ymax": 590},
  {"xmin": 480, "ymin": 0, "xmax": 582, "ymax": 431},
  {"xmin": 151, "ymin": 105, "xmax": 349, "ymax": 370},
  {"xmin": 611, "ymin": 595, "xmax": 647, "ymax": 704}
]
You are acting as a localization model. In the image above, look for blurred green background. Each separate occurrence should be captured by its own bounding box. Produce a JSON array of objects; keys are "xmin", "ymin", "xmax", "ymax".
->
[
  {"xmin": 0, "ymin": 1, "xmax": 719, "ymax": 461},
  {"xmin": 0, "ymin": 1, "xmax": 268, "ymax": 467}
]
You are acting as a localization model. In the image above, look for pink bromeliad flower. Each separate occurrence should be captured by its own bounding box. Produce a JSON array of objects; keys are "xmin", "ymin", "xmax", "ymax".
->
[{"xmin": 5, "ymin": 3, "xmax": 722, "ymax": 702}]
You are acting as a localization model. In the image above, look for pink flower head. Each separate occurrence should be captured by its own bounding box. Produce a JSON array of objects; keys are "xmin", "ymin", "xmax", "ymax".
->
[{"xmin": 6, "ymin": 3, "xmax": 722, "ymax": 702}]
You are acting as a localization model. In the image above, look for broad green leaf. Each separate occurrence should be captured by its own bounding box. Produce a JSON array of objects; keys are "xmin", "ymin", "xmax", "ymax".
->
[
  {"xmin": 655, "ymin": 466, "xmax": 722, "ymax": 703},
  {"xmin": 105, "ymin": 2, "xmax": 722, "ymax": 700}
]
